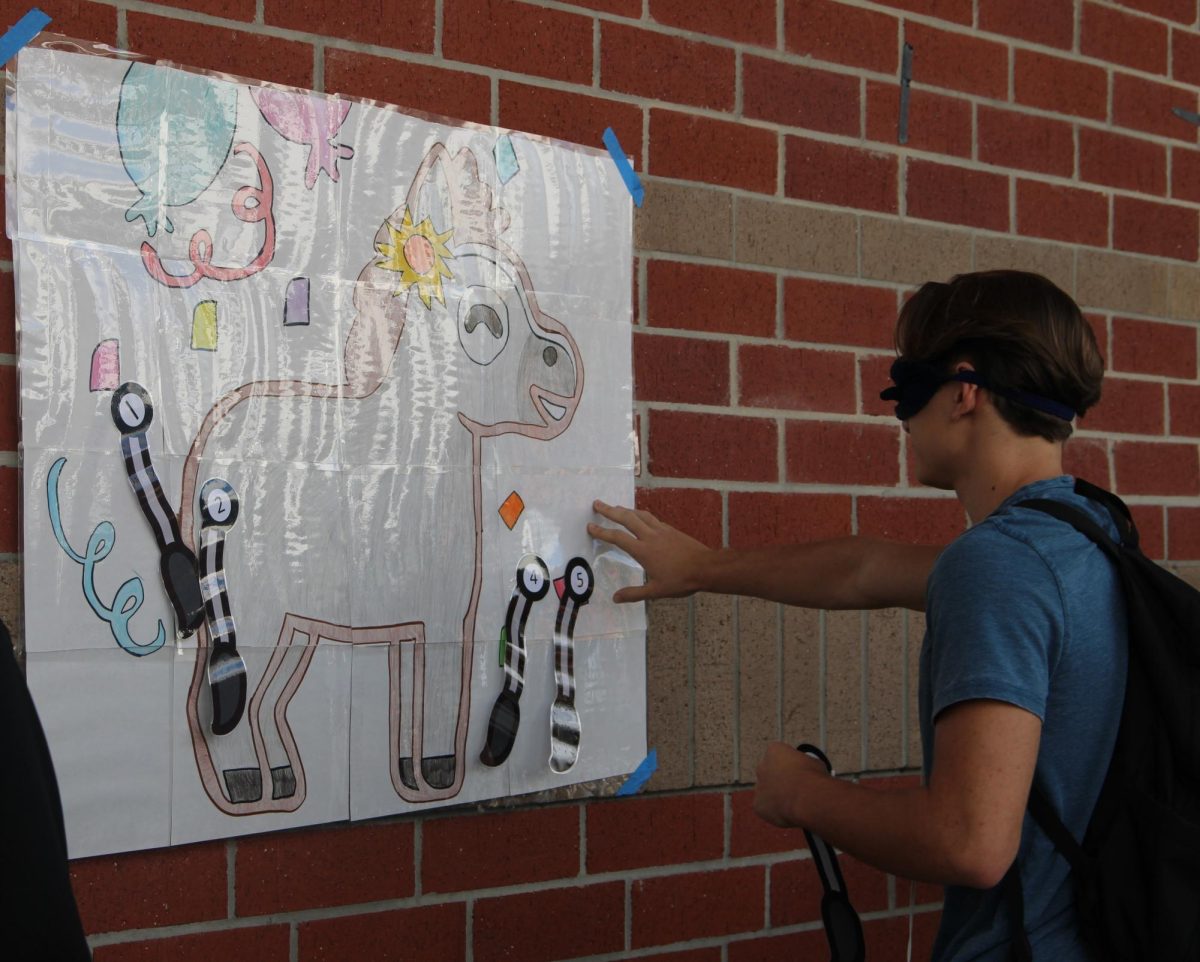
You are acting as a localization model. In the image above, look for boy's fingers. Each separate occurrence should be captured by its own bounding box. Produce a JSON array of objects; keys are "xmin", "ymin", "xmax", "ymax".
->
[
  {"xmin": 592, "ymin": 501, "xmax": 651, "ymax": 536},
  {"xmin": 587, "ymin": 522, "xmax": 637, "ymax": 553},
  {"xmin": 613, "ymin": 584, "xmax": 655, "ymax": 603}
]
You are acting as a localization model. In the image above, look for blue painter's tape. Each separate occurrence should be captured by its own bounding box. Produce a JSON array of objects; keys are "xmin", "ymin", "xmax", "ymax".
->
[
  {"xmin": 615, "ymin": 748, "xmax": 657, "ymax": 796},
  {"xmin": 0, "ymin": 9, "xmax": 51, "ymax": 66},
  {"xmin": 603, "ymin": 127, "xmax": 644, "ymax": 208}
]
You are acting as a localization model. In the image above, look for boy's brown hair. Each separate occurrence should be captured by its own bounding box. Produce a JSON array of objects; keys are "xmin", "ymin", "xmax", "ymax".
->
[{"xmin": 894, "ymin": 270, "xmax": 1104, "ymax": 442}]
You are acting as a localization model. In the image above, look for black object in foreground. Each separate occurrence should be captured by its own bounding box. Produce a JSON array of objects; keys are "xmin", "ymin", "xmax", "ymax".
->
[{"xmin": 796, "ymin": 743, "xmax": 866, "ymax": 962}]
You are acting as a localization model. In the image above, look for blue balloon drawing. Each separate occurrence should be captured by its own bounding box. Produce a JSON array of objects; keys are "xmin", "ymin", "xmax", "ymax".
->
[{"xmin": 117, "ymin": 62, "xmax": 238, "ymax": 238}]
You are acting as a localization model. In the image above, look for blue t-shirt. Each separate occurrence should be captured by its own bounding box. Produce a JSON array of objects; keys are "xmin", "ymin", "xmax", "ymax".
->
[{"xmin": 919, "ymin": 476, "xmax": 1128, "ymax": 961}]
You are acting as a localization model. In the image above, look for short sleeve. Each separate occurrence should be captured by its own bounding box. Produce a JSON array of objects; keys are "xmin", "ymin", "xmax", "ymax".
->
[{"xmin": 925, "ymin": 525, "xmax": 1065, "ymax": 723}]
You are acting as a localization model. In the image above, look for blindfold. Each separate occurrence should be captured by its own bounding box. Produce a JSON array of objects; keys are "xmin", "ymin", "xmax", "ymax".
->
[{"xmin": 879, "ymin": 359, "xmax": 1076, "ymax": 422}]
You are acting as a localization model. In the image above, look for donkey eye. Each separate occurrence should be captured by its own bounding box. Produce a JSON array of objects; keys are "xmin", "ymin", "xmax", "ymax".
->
[{"xmin": 457, "ymin": 285, "xmax": 509, "ymax": 366}]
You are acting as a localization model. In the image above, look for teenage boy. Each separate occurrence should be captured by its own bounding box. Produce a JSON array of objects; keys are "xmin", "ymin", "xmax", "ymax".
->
[{"xmin": 591, "ymin": 271, "xmax": 1123, "ymax": 960}]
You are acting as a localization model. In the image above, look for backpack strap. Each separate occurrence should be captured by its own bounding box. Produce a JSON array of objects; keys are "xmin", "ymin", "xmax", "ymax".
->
[
  {"xmin": 1017, "ymin": 497, "xmax": 1122, "ymax": 563},
  {"xmin": 1070, "ymin": 478, "xmax": 1138, "ymax": 551}
]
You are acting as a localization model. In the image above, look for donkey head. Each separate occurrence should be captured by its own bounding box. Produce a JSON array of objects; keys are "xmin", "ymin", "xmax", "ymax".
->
[{"xmin": 378, "ymin": 143, "xmax": 583, "ymax": 440}]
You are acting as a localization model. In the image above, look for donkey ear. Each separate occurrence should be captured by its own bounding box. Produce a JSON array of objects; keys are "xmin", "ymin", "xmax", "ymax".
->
[{"xmin": 408, "ymin": 145, "xmax": 456, "ymax": 237}]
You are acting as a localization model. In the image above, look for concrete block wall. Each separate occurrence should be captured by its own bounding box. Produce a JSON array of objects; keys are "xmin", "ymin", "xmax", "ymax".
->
[{"xmin": 3, "ymin": 0, "xmax": 1200, "ymax": 958}]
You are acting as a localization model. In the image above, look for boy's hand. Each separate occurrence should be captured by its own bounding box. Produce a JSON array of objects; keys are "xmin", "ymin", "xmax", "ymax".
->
[
  {"xmin": 588, "ymin": 501, "xmax": 712, "ymax": 603},
  {"xmin": 753, "ymin": 742, "xmax": 830, "ymax": 828}
]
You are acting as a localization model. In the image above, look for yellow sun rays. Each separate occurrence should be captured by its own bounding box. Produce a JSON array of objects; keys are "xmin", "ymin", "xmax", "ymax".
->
[{"xmin": 375, "ymin": 208, "xmax": 455, "ymax": 309}]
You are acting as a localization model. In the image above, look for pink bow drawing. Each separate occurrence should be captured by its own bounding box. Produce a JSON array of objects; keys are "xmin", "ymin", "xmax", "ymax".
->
[{"xmin": 251, "ymin": 87, "xmax": 355, "ymax": 189}]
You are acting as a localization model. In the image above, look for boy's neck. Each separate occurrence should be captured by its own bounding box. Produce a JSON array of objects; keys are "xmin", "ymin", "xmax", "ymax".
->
[{"xmin": 954, "ymin": 432, "xmax": 1065, "ymax": 523}]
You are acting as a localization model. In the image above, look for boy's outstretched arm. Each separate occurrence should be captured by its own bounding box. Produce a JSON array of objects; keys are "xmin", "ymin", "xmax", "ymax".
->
[{"xmin": 589, "ymin": 500, "xmax": 942, "ymax": 611}]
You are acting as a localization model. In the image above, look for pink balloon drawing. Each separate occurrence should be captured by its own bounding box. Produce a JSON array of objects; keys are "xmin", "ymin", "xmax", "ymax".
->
[{"xmin": 250, "ymin": 87, "xmax": 355, "ymax": 189}]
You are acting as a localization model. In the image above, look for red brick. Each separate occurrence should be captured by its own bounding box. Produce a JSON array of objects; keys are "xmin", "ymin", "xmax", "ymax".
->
[
  {"xmin": 784, "ymin": 137, "xmax": 898, "ymax": 213},
  {"xmin": 1172, "ymin": 146, "xmax": 1200, "ymax": 202},
  {"xmin": 978, "ymin": 107, "xmax": 1074, "ymax": 177},
  {"xmin": 743, "ymin": 56, "xmax": 859, "ymax": 135},
  {"xmin": 445, "ymin": 0, "xmax": 592, "ymax": 85},
  {"xmin": 649, "ymin": 0, "xmax": 775, "ymax": 46},
  {"xmin": 1016, "ymin": 181, "xmax": 1109, "ymax": 248},
  {"xmin": 651, "ymin": 110, "xmax": 777, "ymax": 194},
  {"xmin": 1113, "ymin": 317, "xmax": 1197, "ymax": 379},
  {"xmin": 1079, "ymin": 128, "xmax": 1167, "ymax": 195},
  {"xmin": 730, "ymin": 930, "xmax": 832, "ymax": 962},
  {"xmin": 1014, "ymin": 50, "xmax": 1109, "ymax": 122},
  {"xmin": 1168, "ymin": 506, "xmax": 1200, "ymax": 559},
  {"xmin": 1173, "ymin": 29, "xmax": 1200, "ymax": 87},
  {"xmin": 1062, "ymin": 437, "xmax": 1111, "ymax": 487},
  {"xmin": 862, "ymin": 354, "xmax": 899, "ymax": 417},
  {"xmin": 325, "ymin": 50, "xmax": 490, "ymax": 126},
  {"xmin": 869, "ymin": 0, "xmax": 972, "ymax": 22},
  {"xmin": 1114, "ymin": 72, "xmax": 1200, "ymax": 142},
  {"xmin": 0, "ymin": 366, "xmax": 13, "ymax": 452},
  {"xmin": 299, "ymin": 903, "xmax": 465, "ymax": 962},
  {"xmin": 786, "ymin": 421, "xmax": 901, "ymax": 486},
  {"xmin": 1169, "ymin": 382, "xmax": 1200, "ymax": 435},
  {"xmin": 587, "ymin": 792, "xmax": 724, "ymax": 872},
  {"xmin": 784, "ymin": 278, "xmax": 897, "ymax": 350},
  {"xmin": 476, "ymin": 884, "xmax": 624, "ymax": 962},
  {"xmin": 138, "ymin": 0, "xmax": 252, "ymax": 20},
  {"xmin": 634, "ymin": 332, "xmax": 731, "ymax": 405},
  {"xmin": 126, "ymin": 14, "xmax": 312, "ymax": 90},
  {"xmin": 636, "ymin": 487, "xmax": 724, "ymax": 546},
  {"xmin": 739, "ymin": 344, "xmax": 857, "ymax": 414},
  {"xmin": 903, "ymin": 22, "xmax": 1008, "ymax": 99},
  {"xmin": 979, "ymin": 0, "xmax": 1074, "ymax": 48},
  {"xmin": 1087, "ymin": 312, "xmax": 1110, "ymax": 365},
  {"xmin": 729, "ymin": 788, "xmax": 807, "ymax": 856},
  {"xmin": 94, "ymin": 927, "xmax": 290, "ymax": 962},
  {"xmin": 602, "ymin": 23, "xmax": 735, "ymax": 111},
  {"xmin": 500, "ymin": 83, "xmax": 641, "ymax": 166},
  {"xmin": 639, "ymin": 951, "xmax": 723, "ymax": 962},
  {"xmin": 906, "ymin": 160, "xmax": 1009, "ymax": 232},
  {"xmin": 771, "ymin": 853, "xmax": 890, "ymax": 925},
  {"xmin": 71, "ymin": 843, "xmax": 226, "ymax": 933},
  {"xmin": 632, "ymin": 866, "xmax": 765, "ymax": 946},
  {"xmin": 856, "ymin": 496, "xmax": 967, "ymax": 543},
  {"xmin": 646, "ymin": 261, "xmax": 776, "ymax": 338},
  {"xmin": 236, "ymin": 821, "xmax": 414, "ymax": 916},
  {"xmin": 423, "ymin": 806, "xmax": 578, "ymax": 894},
  {"xmin": 0, "ymin": 272, "xmax": 14, "ymax": 355},
  {"xmin": 558, "ymin": 0, "xmax": 640, "ymax": 13},
  {"xmin": 1082, "ymin": 2, "xmax": 1169, "ymax": 74},
  {"xmin": 0, "ymin": 182, "xmax": 9, "ymax": 262},
  {"xmin": 650, "ymin": 410, "xmax": 778, "ymax": 482},
  {"xmin": 866, "ymin": 82, "xmax": 972, "ymax": 157},
  {"xmin": 1087, "ymin": 377, "xmax": 1165, "ymax": 435},
  {"xmin": 1115, "ymin": 440, "xmax": 1200, "ymax": 495},
  {"xmin": 1117, "ymin": 0, "xmax": 1196, "ymax": 21},
  {"xmin": 21, "ymin": 1, "xmax": 117, "ymax": 44},
  {"xmin": 1114, "ymin": 196, "xmax": 1199, "ymax": 260},
  {"xmin": 266, "ymin": 0, "xmax": 433, "ymax": 50},
  {"xmin": 1130, "ymin": 503, "xmax": 1166, "ymax": 559},
  {"xmin": 784, "ymin": 0, "xmax": 899, "ymax": 73},
  {"xmin": 727, "ymin": 492, "xmax": 853, "ymax": 548}
]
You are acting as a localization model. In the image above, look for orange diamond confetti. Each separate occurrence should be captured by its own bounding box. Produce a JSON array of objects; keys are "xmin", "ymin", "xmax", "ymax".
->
[{"xmin": 498, "ymin": 491, "xmax": 525, "ymax": 530}]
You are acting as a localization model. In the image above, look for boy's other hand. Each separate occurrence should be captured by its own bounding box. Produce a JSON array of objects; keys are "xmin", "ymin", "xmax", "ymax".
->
[{"xmin": 588, "ymin": 501, "xmax": 711, "ymax": 603}]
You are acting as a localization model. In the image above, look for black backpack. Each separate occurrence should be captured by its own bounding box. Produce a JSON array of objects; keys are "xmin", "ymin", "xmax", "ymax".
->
[{"xmin": 1004, "ymin": 478, "xmax": 1200, "ymax": 961}]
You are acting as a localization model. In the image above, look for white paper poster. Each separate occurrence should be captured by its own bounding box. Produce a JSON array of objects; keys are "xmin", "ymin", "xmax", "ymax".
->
[{"xmin": 9, "ymin": 39, "xmax": 645, "ymax": 858}]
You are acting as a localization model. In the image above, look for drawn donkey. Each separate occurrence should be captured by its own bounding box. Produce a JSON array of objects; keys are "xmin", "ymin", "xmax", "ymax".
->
[{"xmin": 177, "ymin": 141, "xmax": 584, "ymax": 814}]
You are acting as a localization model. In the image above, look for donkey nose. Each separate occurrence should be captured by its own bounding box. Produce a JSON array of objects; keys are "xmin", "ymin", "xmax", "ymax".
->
[{"xmin": 543, "ymin": 345, "xmax": 558, "ymax": 367}]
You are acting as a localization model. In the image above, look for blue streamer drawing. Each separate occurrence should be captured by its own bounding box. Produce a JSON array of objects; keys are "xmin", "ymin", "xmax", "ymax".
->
[
  {"xmin": 46, "ymin": 457, "xmax": 166, "ymax": 656},
  {"xmin": 117, "ymin": 62, "xmax": 238, "ymax": 237}
]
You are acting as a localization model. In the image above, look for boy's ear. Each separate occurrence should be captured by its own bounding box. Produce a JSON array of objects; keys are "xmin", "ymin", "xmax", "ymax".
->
[{"xmin": 951, "ymin": 361, "xmax": 980, "ymax": 416}]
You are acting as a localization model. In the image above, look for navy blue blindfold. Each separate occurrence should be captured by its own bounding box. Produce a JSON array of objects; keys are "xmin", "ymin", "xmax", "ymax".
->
[{"xmin": 880, "ymin": 360, "xmax": 1076, "ymax": 422}]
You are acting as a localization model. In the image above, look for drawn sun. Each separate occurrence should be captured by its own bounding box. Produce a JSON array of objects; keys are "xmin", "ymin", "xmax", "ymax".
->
[{"xmin": 375, "ymin": 207, "xmax": 455, "ymax": 309}]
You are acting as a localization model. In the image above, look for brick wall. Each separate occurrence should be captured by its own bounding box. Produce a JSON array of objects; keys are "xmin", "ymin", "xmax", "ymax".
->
[{"xmin": 4, "ymin": 0, "xmax": 1200, "ymax": 958}]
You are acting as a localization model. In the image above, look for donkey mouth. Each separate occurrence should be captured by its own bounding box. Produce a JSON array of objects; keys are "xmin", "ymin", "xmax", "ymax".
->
[{"xmin": 541, "ymin": 398, "xmax": 567, "ymax": 421}]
